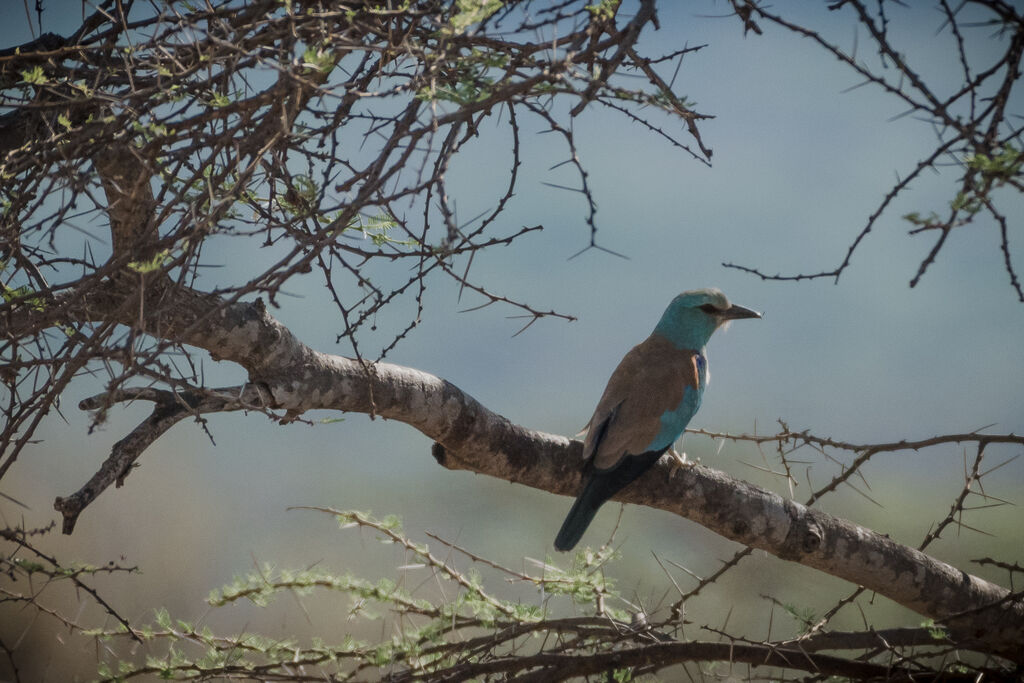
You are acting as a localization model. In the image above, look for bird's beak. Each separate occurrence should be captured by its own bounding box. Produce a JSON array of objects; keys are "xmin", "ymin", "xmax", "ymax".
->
[{"xmin": 720, "ymin": 303, "xmax": 761, "ymax": 320}]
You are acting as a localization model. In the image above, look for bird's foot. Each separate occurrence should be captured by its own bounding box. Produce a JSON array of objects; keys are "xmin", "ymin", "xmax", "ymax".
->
[{"xmin": 668, "ymin": 448, "xmax": 693, "ymax": 478}]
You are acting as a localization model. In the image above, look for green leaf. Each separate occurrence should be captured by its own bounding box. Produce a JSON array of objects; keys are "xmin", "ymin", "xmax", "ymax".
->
[
  {"xmin": 302, "ymin": 46, "xmax": 336, "ymax": 74},
  {"xmin": 966, "ymin": 145, "xmax": 1023, "ymax": 180},
  {"xmin": 154, "ymin": 607, "xmax": 173, "ymax": 630},
  {"xmin": 781, "ymin": 601, "xmax": 817, "ymax": 629},
  {"xmin": 208, "ymin": 91, "xmax": 231, "ymax": 108},
  {"xmin": 1, "ymin": 283, "xmax": 47, "ymax": 311},
  {"xmin": 444, "ymin": 0, "xmax": 503, "ymax": 36},
  {"xmin": 586, "ymin": 0, "xmax": 621, "ymax": 20},
  {"xmin": 611, "ymin": 668, "xmax": 635, "ymax": 682},
  {"xmin": 13, "ymin": 557, "xmax": 46, "ymax": 573},
  {"xmin": 20, "ymin": 65, "xmax": 47, "ymax": 85},
  {"xmin": 127, "ymin": 250, "xmax": 172, "ymax": 274},
  {"xmin": 921, "ymin": 618, "xmax": 949, "ymax": 640}
]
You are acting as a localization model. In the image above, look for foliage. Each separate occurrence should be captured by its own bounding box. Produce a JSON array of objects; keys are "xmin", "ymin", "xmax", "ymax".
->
[
  {"xmin": 1, "ymin": 0, "xmax": 711, "ymax": 481},
  {"xmin": 5, "ymin": 510, "xmax": 1016, "ymax": 681}
]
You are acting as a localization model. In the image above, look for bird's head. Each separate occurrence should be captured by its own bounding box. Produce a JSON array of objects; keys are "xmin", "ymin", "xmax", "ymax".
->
[{"xmin": 653, "ymin": 288, "xmax": 761, "ymax": 349}]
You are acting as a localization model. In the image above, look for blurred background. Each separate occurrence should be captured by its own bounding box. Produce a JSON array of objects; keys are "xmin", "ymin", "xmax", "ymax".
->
[{"xmin": 2, "ymin": 2, "xmax": 1023, "ymax": 679}]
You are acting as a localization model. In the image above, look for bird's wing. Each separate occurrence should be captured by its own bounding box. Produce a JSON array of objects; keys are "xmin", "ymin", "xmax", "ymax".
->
[{"xmin": 584, "ymin": 334, "xmax": 701, "ymax": 471}]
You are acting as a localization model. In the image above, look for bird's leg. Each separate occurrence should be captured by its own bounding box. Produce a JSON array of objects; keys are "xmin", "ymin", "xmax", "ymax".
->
[{"xmin": 667, "ymin": 446, "xmax": 687, "ymax": 477}]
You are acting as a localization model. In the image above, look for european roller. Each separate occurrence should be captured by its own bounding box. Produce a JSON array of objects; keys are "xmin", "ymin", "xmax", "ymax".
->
[{"xmin": 554, "ymin": 289, "xmax": 760, "ymax": 551}]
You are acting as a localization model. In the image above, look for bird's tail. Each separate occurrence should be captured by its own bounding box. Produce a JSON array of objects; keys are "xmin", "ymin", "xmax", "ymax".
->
[
  {"xmin": 554, "ymin": 449, "xmax": 667, "ymax": 552},
  {"xmin": 553, "ymin": 477, "xmax": 606, "ymax": 552}
]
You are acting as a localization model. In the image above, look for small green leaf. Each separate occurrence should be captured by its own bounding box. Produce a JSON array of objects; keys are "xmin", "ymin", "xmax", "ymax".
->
[
  {"xmin": 208, "ymin": 91, "xmax": 231, "ymax": 108},
  {"xmin": 20, "ymin": 65, "xmax": 47, "ymax": 85},
  {"xmin": 921, "ymin": 618, "xmax": 949, "ymax": 640},
  {"xmin": 444, "ymin": 0, "xmax": 503, "ymax": 36},
  {"xmin": 127, "ymin": 250, "xmax": 172, "ymax": 274},
  {"xmin": 153, "ymin": 607, "xmax": 172, "ymax": 629},
  {"xmin": 302, "ymin": 46, "xmax": 336, "ymax": 74},
  {"xmin": 585, "ymin": 0, "xmax": 621, "ymax": 20}
]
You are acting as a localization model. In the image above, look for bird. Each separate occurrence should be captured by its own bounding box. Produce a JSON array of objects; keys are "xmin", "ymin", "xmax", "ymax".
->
[{"xmin": 554, "ymin": 288, "xmax": 760, "ymax": 552}]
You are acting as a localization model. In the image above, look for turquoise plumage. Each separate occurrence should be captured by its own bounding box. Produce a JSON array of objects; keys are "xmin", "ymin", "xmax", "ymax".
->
[{"xmin": 554, "ymin": 289, "xmax": 760, "ymax": 551}]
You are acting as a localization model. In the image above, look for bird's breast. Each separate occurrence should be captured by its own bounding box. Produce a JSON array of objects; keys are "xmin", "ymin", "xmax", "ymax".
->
[{"xmin": 644, "ymin": 382, "xmax": 703, "ymax": 452}]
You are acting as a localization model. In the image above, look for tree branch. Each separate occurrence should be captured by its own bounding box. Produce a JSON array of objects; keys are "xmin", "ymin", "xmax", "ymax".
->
[
  {"xmin": 54, "ymin": 384, "xmax": 273, "ymax": 533},
  {"xmin": 430, "ymin": 639, "xmax": 972, "ymax": 682},
  {"xmin": 49, "ymin": 278, "xmax": 1024, "ymax": 661}
]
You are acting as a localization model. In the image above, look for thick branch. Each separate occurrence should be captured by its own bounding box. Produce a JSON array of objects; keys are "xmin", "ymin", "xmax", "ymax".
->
[
  {"xmin": 49, "ymin": 279, "xmax": 1024, "ymax": 661},
  {"xmin": 92, "ymin": 143, "xmax": 159, "ymax": 260},
  {"xmin": 459, "ymin": 640, "xmax": 982, "ymax": 683}
]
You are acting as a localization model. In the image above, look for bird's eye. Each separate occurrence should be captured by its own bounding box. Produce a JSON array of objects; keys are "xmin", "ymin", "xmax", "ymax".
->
[{"xmin": 699, "ymin": 304, "xmax": 718, "ymax": 314}]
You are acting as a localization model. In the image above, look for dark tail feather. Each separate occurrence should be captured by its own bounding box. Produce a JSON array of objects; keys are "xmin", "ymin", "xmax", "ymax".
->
[
  {"xmin": 554, "ymin": 477, "xmax": 605, "ymax": 551},
  {"xmin": 553, "ymin": 449, "xmax": 667, "ymax": 552}
]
